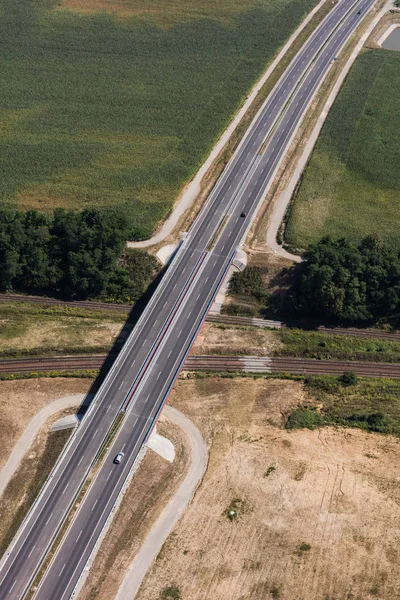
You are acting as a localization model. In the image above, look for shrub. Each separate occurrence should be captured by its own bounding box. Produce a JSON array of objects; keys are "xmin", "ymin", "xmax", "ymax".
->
[
  {"xmin": 264, "ymin": 466, "xmax": 276, "ymax": 477},
  {"xmin": 229, "ymin": 267, "xmax": 270, "ymax": 304},
  {"xmin": 286, "ymin": 408, "xmax": 324, "ymax": 430},
  {"xmin": 340, "ymin": 371, "xmax": 359, "ymax": 386},
  {"xmin": 160, "ymin": 585, "xmax": 181, "ymax": 600}
]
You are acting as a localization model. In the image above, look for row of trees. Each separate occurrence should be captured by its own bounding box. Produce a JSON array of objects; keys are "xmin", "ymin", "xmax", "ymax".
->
[
  {"xmin": 291, "ymin": 234, "xmax": 400, "ymax": 324},
  {"xmin": 0, "ymin": 208, "xmax": 158, "ymax": 301}
]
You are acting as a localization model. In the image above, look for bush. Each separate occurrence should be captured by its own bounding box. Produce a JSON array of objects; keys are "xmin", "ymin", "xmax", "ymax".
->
[
  {"xmin": 223, "ymin": 303, "xmax": 258, "ymax": 317},
  {"xmin": 340, "ymin": 371, "xmax": 359, "ymax": 386},
  {"xmin": 160, "ymin": 585, "xmax": 181, "ymax": 600},
  {"xmin": 286, "ymin": 407, "xmax": 324, "ymax": 429},
  {"xmin": 229, "ymin": 267, "xmax": 270, "ymax": 304}
]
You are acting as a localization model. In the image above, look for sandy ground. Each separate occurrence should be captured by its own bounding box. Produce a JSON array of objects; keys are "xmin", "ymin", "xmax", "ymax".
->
[
  {"xmin": 192, "ymin": 323, "xmax": 281, "ymax": 356},
  {"xmin": 136, "ymin": 377, "xmax": 400, "ymax": 600},
  {"xmin": 0, "ymin": 379, "xmax": 91, "ymax": 470},
  {"xmin": 79, "ymin": 417, "xmax": 191, "ymax": 600}
]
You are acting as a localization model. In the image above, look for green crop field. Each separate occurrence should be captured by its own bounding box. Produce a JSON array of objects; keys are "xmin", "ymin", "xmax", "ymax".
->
[
  {"xmin": 285, "ymin": 49, "xmax": 400, "ymax": 251},
  {"xmin": 0, "ymin": 0, "xmax": 318, "ymax": 240}
]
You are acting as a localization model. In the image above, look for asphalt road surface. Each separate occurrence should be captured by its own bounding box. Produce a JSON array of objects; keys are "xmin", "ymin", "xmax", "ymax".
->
[{"xmin": 0, "ymin": 1, "xmax": 378, "ymax": 598}]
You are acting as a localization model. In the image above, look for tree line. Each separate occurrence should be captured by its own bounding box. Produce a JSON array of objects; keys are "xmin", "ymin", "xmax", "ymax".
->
[
  {"xmin": 291, "ymin": 234, "xmax": 400, "ymax": 324},
  {"xmin": 0, "ymin": 208, "xmax": 158, "ymax": 302}
]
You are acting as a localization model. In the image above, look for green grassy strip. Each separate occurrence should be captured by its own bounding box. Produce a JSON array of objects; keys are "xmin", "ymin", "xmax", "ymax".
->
[
  {"xmin": 285, "ymin": 49, "xmax": 400, "ymax": 250},
  {"xmin": 0, "ymin": 370, "xmax": 98, "ymax": 381},
  {"xmin": 0, "ymin": 301, "xmax": 127, "ymax": 321},
  {"xmin": 276, "ymin": 328, "xmax": 400, "ymax": 363},
  {"xmin": 287, "ymin": 375, "xmax": 400, "ymax": 437},
  {"xmin": 0, "ymin": 347, "xmax": 114, "ymax": 360}
]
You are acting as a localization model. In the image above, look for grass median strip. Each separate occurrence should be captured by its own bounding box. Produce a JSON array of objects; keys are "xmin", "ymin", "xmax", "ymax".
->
[{"xmin": 26, "ymin": 411, "xmax": 126, "ymax": 598}]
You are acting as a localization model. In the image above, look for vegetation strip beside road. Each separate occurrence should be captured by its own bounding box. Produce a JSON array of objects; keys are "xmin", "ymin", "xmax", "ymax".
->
[
  {"xmin": 285, "ymin": 48, "xmax": 400, "ymax": 251},
  {"xmin": 2, "ymin": 294, "xmax": 400, "ymax": 344},
  {"xmin": 0, "ymin": 429, "xmax": 72, "ymax": 557}
]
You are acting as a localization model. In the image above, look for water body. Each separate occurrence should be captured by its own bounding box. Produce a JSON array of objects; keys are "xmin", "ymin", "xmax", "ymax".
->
[{"xmin": 382, "ymin": 27, "xmax": 400, "ymax": 51}]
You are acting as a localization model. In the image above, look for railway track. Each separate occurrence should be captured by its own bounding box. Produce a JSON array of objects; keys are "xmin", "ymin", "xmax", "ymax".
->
[
  {"xmin": 2, "ymin": 292, "xmax": 400, "ymax": 341},
  {"xmin": 1, "ymin": 354, "xmax": 400, "ymax": 379}
]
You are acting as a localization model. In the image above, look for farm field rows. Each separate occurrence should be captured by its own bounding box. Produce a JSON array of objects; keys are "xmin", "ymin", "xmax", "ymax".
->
[
  {"xmin": 285, "ymin": 48, "xmax": 400, "ymax": 251},
  {"xmin": 0, "ymin": 0, "xmax": 318, "ymax": 239}
]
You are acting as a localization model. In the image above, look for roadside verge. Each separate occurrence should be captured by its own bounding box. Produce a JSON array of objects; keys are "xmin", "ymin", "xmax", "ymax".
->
[{"xmin": 266, "ymin": 0, "xmax": 393, "ymax": 261}]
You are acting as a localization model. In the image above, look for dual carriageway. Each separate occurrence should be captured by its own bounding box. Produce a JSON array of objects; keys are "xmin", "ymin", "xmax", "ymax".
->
[{"xmin": 0, "ymin": 0, "xmax": 379, "ymax": 597}]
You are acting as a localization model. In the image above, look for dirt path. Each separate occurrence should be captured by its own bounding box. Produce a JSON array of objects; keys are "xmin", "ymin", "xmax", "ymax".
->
[
  {"xmin": 0, "ymin": 394, "xmax": 86, "ymax": 498},
  {"xmin": 115, "ymin": 405, "xmax": 208, "ymax": 600}
]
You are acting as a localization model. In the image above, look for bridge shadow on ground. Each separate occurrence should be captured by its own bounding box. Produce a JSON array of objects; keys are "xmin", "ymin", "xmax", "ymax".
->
[{"xmin": 76, "ymin": 264, "xmax": 168, "ymax": 420}]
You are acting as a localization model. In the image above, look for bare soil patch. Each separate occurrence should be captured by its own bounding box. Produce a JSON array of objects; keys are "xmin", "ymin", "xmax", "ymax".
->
[
  {"xmin": 136, "ymin": 377, "xmax": 400, "ymax": 600},
  {"xmin": 0, "ymin": 378, "xmax": 91, "ymax": 470},
  {"xmin": 79, "ymin": 418, "xmax": 191, "ymax": 600},
  {"xmin": 59, "ymin": 0, "xmax": 265, "ymax": 26},
  {"xmin": 191, "ymin": 323, "xmax": 282, "ymax": 356}
]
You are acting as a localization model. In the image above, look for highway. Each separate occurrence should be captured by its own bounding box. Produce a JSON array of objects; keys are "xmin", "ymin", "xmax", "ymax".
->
[{"xmin": 0, "ymin": 0, "xmax": 378, "ymax": 598}]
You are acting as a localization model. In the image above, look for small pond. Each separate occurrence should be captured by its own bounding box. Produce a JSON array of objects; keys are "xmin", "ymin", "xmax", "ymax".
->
[{"xmin": 381, "ymin": 27, "xmax": 400, "ymax": 51}]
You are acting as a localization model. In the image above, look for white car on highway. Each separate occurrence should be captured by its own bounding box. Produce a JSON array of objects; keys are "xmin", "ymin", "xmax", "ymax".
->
[{"xmin": 114, "ymin": 452, "xmax": 124, "ymax": 464}]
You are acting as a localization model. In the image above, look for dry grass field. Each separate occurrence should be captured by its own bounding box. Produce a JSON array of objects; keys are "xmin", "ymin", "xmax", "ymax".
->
[
  {"xmin": 59, "ymin": 0, "xmax": 265, "ymax": 26},
  {"xmin": 0, "ymin": 378, "xmax": 91, "ymax": 555},
  {"xmin": 135, "ymin": 377, "xmax": 400, "ymax": 600},
  {"xmin": 0, "ymin": 302, "xmax": 125, "ymax": 358},
  {"xmin": 0, "ymin": 377, "xmax": 91, "ymax": 469},
  {"xmin": 192, "ymin": 322, "xmax": 282, "ymax": 356},
  {"xmin": 3, "ymin": 373, "xmax": 400, "ymax": 598}
]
